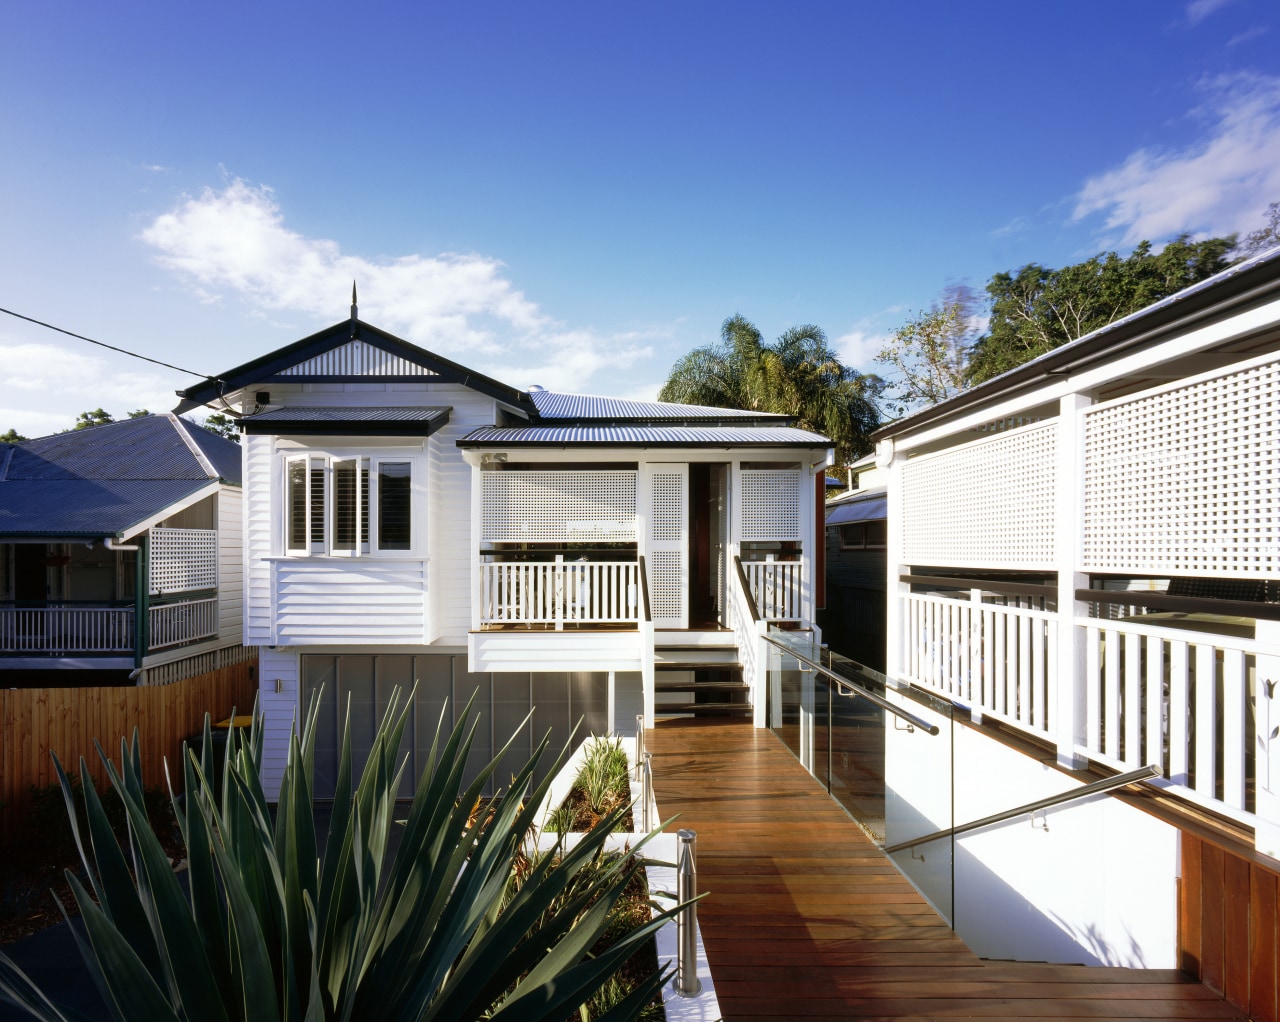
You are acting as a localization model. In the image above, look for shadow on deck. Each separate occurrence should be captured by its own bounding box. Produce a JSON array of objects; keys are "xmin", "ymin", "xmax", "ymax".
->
[{"xmin": 647, "ymin": 717, "xmax": 1245, "ymax": 1021}]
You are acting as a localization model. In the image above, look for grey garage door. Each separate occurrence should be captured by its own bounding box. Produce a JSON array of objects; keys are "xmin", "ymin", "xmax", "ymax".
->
[{"xmin": 300, "ymin": 653, "xmax": 608, "ymax": 799}]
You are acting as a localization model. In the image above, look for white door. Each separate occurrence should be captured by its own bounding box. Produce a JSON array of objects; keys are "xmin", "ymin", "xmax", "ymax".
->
[{"xmin": 643, "ymin": 463, "xmax": 688, "ymax": 628}]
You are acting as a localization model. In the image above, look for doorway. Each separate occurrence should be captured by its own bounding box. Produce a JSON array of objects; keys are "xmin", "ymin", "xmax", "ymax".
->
[{"xmin": 689, "ymin": 463, "xmax": 729, "ymax": 628}]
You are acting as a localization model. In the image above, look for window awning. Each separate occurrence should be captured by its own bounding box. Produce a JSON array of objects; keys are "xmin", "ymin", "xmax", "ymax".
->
[
  {"xmin": 826, "ymin": 495, "xmax": 886, "ymax": 525},
  {"xmin": 241, "ymin": 406, "xmax": 452, "ymax": 436}
]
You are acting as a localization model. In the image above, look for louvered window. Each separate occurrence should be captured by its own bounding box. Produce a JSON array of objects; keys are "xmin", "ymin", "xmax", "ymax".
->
[{"xmin": 285, "ymin": 455, "xmax": 412, "ymax": 556}]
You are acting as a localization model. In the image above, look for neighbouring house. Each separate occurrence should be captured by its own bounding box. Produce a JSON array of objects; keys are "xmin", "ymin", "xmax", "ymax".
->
[
  {"xmin": 867, "ymin": 246, "xmax": 1280, "ymax": 999},
  {"xmin": 174, "ymin": 306, "xmax": 833, "ymax": 797},
  {"xmin": 0, "ymin": 413, "xmax": 248, "ymax": 686},
  {"xmin": 821, "ymin": 451, "xmax": 887, "ymax": 671}
]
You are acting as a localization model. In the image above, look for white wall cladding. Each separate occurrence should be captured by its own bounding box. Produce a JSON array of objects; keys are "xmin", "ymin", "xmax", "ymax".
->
[
  {"xmin": 469, "ymin": 630, "xmax": 643, "ymax": 674},
  {"xmin": 217, "ymin": 489, "xmax": 243, "ymax": 646},
  {"xmin": 481, "ymin": 470, "xmax": 637, "ymax": 542},
  {"xmin": 277, "ymin": 340, "xmax": 439, "ymax": 377},
  {"xmin": 150, "ymin": 528, "xmax": 217, "ymax": 594},
  {"xmin": 244, "ymin": 435, "xmax": 275, "ymax": 644},
  {"xmin": 902, "ymin": 422, "xmax": 1057, "ymax": 570},
  {"xmin": 739, "ymin": 469, "xmax": 801, "ymax": 540},
  {"xmin": 274, "ymin": 560, "xmax": 426, "ymax": 644},
  {"xmin": 1082, "ymin": 354, "xmax": 1280, "ymax": 577}
]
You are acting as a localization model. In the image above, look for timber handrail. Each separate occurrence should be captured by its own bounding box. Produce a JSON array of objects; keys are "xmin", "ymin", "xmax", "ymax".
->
[
  {"xmin": 901, "ymin": 573, "xmax": 1056, "ymax": 600},
  {"xmin": 732, "ymin": 556, "xmax": 761, "ymax": 624},
  {"xmin": 759, "ymin": 633, "xmax": 939, "ymax": 736},
  {"xmin": 1078, "ymin": 588, "xmax": 1280, "ymax": 622},
  {"xmin": 637, "ymin": 555, "xmax": 652, "ymax": 623},
  {"xmin": 882, "ymin": 764, "xmax": 1161, "ymax": 853}
]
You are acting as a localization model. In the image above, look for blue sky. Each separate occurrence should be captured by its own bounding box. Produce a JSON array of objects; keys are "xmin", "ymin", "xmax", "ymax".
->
[{"xmin": 2, "ymin": 0, "xmax": 1278, "ymax": 437}]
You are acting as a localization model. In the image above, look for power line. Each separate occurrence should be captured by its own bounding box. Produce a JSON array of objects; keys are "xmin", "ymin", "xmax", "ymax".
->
[{"xmin": 0, "ymin": 306, "xmax": 218, "ymax": 380}]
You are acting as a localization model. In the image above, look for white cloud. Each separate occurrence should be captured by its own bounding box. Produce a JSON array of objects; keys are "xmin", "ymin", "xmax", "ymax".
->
[
  {"xmin": 834, "ymin": 328, "xmax": 891, "ymax": 372},
  {"xmin": 0, "ymin": 341, "xmax": 185, "ymax": 439},
  {"xmin": 1186, "ymin": 0, "xmax": 1235, "ymax": 25},
  {"xmin": 139, "ymin": 178, "xmax": 654, "ymax": 391},
  {"xmin": 1073, "ymin": 73, "xmax": 1280, "ymax": 245},
  {"xmin": 1227, "ymin": 25, "xmax": 1269, "ymax": 47}
]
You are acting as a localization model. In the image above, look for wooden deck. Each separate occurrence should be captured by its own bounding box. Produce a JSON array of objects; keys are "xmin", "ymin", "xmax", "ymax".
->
[{"xmin": 647, "ymin": 718, "xmax": 1245, "ymax": 1021}]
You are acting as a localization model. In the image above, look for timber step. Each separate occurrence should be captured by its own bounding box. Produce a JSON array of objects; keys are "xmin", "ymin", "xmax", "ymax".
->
[
  {"xmin": 654, "ymin": 660, "xmax": 744, "ymax": 672},
  {"xmin": 655, "ymin": 678, "xmax": 749, "ymax": 692},
  {"xmin": 656, "ymin": 702, "xmax": 753, "ymax": 716}
]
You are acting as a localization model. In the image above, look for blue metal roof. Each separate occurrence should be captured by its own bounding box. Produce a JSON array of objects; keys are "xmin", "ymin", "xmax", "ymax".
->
[
  {"xmin": 0, "ymin": 414, "xmax": 240, "ymax": 538},
  {"xmin": 458, "ymin": 425, "xmax": 831, "ymax": 447},
  {"xmin": 527, "ymin": 389, "xmax": 791, "ymax": 423},
  {"xmin": 826, "ymin": 495, "xmax": 887, "ymax": 525}
]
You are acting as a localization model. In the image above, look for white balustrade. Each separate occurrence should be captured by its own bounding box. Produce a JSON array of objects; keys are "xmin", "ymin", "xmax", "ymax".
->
[
  {"xmin": 0, "ymin": 604, "xmax": 134, "ymax": 653},
  {"xmin": 148, "ymin": 598, "xmax": 219, "ymax": 650},
  {"xmin": 900, "ymin": 591, "xmax": 1056, "ymax": 738},
  {"xmin": 744, "ymin": 558, "xmax": 803, "ymax": 622},
  {"xmin": 479, "ymin": 559, "xmax": 640, "ymax": 628},
  {"xmin": 1077, "ymin": 616, "xmax": 1264, "ymax": 824}
]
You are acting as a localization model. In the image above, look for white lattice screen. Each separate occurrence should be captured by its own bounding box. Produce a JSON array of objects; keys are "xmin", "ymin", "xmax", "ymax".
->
[
  {"xmin": 649, "ymin": 551, "xmax": 683, "ymax": 620},
  {"xmin": 1082, "ymin": 355, "xmax": 1280, "ymax": 577},
  {"xmin": 647, "ymin": 468, "xmax": 687, "ymax": 626},
  {"xmin": 739, "ymin": 470, "xmax": 801, "ymax": 540},
  {"xmin": 149, "ymin": 528, "xmax": 217, "ymax": 595},
  {"xmin": 902, "ymin": 423, "xmax": 1057, "ymax": 569},
  {"xmin": 481, "ymin": 470, "xmax": 637, "ymax": 542}
]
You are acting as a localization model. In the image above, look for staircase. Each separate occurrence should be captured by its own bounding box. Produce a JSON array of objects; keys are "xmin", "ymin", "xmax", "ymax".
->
[{"xmin": 653, "ymin": 636, "xmax": 751, "ymax": 719}]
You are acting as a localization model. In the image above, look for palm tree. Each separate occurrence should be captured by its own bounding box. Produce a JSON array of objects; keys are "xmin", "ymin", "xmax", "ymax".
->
[{"xmin": 658, "ymin": 315, "xmax": 882, "ymax": 463}]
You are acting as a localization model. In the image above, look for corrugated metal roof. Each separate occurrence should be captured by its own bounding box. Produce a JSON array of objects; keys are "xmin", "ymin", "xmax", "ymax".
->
[
  {"xmin": 457, "ymin": 425, "xmax": 831, "ymax": 447},
  {"xmin": 826, "ymin": 495, "xmax": 886, "ymax": 525},
  {"xmin": 242, "ymin": 406, "xmax": 450, "ymax": 424},
  {"xmin": 0, "ymin": 414, "xmax": 239, "ymax": 538},
  {"xmin": 0, "ymin": 480, "xmax": 215, "ymax": 537},
  {"xmin": 527, "ymin": 389, "xmax": 790, "ymax": 422}
]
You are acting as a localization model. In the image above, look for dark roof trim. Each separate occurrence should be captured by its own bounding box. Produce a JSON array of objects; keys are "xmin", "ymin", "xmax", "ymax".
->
[
  {"xmin": 457, "ymin": 438, "xmax": 831, "ymax": 449},
  {"xmin": 244, "ymin": 419, "xmax": 451, "ymax": 437},
  {"xmin": 873, "ymin": 246, "xmax": 1280, "ymax": 442},
  {"xmin": 174, "ymin": 319, "xmax": 536, "ymax": 415}
]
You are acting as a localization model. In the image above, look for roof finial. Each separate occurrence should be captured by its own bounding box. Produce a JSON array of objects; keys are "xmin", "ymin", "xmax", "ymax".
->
[{"xmin": 350, "ymin": 280, "xmax": 359, "ymax": 338}]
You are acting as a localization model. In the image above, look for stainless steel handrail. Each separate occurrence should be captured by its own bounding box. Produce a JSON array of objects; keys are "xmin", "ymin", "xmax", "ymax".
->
[
  {"xmin": 882, "ymin": 763, "xmax": 1161, "ymax": 853},
  {"xmin": 760, "ymin": 633, "xmax": 940, "ymax": 736}
]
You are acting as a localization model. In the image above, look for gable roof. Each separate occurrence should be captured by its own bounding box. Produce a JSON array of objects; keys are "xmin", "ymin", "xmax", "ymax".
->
[
  {"xmin": 0, "ymin": 414, "xmax": 240, "ymax": 540},
  {"xmin": 526, "ymin": 388, "xmax": 794, "ymax": 425},
  {"xmin": 173, "ymin": 319, "xmax": 536, "ymax": 415}
]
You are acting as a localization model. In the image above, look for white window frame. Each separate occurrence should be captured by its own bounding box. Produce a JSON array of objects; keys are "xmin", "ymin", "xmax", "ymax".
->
[{"xmin": 283, "ymin": 453, "xmax": 417, "ymax": 557}]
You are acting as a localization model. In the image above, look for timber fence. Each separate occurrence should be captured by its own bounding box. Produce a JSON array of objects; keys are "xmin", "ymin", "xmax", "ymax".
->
[{"xmin": 1, "ymin": 658, "xmax": 258, "ymax": 816}]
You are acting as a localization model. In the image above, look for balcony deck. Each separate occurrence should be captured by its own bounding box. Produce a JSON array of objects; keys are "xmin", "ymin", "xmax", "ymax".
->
[{"xmin": 647, "ymin": 718, "xmax": 1245, "ymax": 1020}]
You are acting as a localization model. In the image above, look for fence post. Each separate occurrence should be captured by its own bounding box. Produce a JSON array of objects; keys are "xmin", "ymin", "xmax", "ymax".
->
[
  {"xmin": 635, "ymin": 714, "xmax": 645, "ymax": 781},
  {"xmin": 674, "ymin": 828, "xmax": 702, "ymax": 997}
]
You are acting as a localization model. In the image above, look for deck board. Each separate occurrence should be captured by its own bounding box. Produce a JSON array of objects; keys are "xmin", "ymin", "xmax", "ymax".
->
[{"xmin": 647, "ymin": 718, "xmax": 1246, "ymax": 1021}]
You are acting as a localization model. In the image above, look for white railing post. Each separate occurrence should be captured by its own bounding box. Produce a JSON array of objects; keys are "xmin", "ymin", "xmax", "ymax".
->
[
  {"xmin": 1055, "ymin": 392, "xmax": 1089, "ymax": 769},
  {"xmin": 1256, "ymin": 620, "xmax": 1280, "ymax": 858}
]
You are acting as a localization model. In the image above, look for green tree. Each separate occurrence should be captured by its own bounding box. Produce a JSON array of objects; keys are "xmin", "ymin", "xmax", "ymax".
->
[
  {"xmin": 126, "ymin": 409, "xmax": 151, "ymax": 419},
  {"xmin": 876, "ymin": 284, "xmax": 978, "ymax": 414},
  {"xmin": 0, "ymin": 695, "xmax": 679, "ymax": 1021},
  {"xmin": 71, "ymin": 408, "xmax": 115, "ymax": 430},
  {"xmin": 659, "ymin": 314, "xmax": 882, "ymax": 462},
  {"xmin": 0, "ymin": 428, "xmax": 26, "ymax": 443},
  {"xmin": 1239, "ymin": 200, "xmax": 1280, "ymax": 258},
  {"xmin": 203, "ymin": 411, "xmax": 240, "ymax": 443},
  {"xmin": 967, "ymin": 235, "xmax": 1235, "ymax": 384}
]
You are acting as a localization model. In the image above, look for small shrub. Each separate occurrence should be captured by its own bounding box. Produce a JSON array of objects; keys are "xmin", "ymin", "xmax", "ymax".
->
[{"xmin": 576, "ymin": 737, "xmax": 630, "ymax": 816}]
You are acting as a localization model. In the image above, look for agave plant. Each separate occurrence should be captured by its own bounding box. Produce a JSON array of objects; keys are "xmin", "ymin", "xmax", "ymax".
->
[{"xmin": 0, "ymin": 691, "xmax": 677, "ymax": 1021}]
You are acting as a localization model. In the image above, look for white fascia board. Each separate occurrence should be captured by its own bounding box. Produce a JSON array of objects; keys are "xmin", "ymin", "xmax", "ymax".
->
[
  {"xmin": 893, "ymin": 294, "xmax": 1280, "ymax": 455},
  {"xmin": 118, "ymin": 481, "xmax": 223, "ymax": 542}
]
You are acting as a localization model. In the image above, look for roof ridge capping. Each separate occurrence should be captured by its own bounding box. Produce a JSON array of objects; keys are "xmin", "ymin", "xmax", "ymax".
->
[{"xmin": 873, "ymin": 243, "xmax": 1280, "ymax": 441}]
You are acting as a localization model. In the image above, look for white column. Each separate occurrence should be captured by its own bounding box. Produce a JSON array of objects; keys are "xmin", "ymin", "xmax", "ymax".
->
[
  {"xmin": 1055, "ymin": 393, "xmax": 1089, "ymax": 769},
  {"xmin": 1256, "ymin": 620, "xmax": 1280, "ymax": 859},
  {"xmin": 882, "ymin": 439, "xmax": 906, "ymax": 686}
]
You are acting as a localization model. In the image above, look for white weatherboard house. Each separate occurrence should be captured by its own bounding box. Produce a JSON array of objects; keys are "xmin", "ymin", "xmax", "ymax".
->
[
  {"xmin": 175, "ymin": 306, "xmax": 833, "ymax": 797},
  {"xmin": 872, "ymin": 248, "xmax": 1280, "ymax": 975}
]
